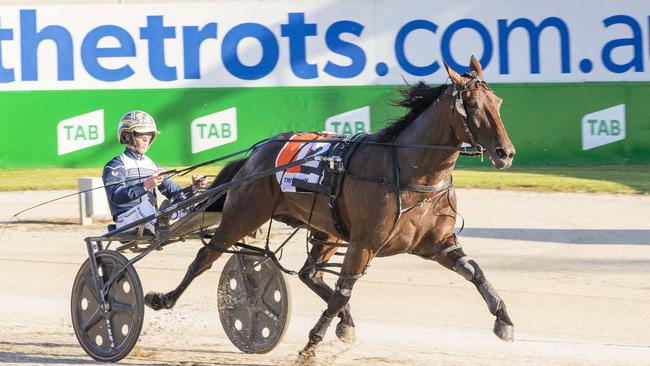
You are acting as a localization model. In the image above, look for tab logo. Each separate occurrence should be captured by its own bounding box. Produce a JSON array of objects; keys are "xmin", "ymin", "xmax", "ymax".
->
[
  {"xmin": 57, "ymin": 109, "xmax": 104, "ymax": 155},
  {"xmin": 581, "ymin": 104, "xmax": 625, "ymax": 150},
  {"xmin": 325, "ymin": 106, "xmax": 371, "ymax": 136},
  {"xmin": 191, "ymin": 107, "xmax": 237, "ymax": 153}
]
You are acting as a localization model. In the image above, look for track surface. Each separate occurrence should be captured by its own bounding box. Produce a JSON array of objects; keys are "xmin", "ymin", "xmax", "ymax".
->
[{"xmin": 1, "ymin": 189, "xmax": 649, "ymax": 365}]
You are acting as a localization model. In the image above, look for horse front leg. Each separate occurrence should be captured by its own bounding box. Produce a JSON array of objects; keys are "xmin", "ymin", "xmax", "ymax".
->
[
  {"xmin": 299, "ymin": 246, "xmax": 373, "ymax": 359},
  {"xmin": 416, "ymin": 234, "xmax": 514, "ymax": 341},
  {"xmin": 298, "ymin": 233, "xmax": 356, "ymax": 343},
  {"xmin": 454, "ymin": 253, "xmax": 514, "ymax": 341}
]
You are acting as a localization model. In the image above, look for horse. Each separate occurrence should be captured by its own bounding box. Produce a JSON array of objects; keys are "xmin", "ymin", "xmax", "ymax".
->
[{"xmin": 144, "ymin": 56, "xmax": 516, "ymax": 357}]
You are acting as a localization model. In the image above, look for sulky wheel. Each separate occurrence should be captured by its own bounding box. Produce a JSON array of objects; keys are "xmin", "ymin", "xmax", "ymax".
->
[
  {"xmin": 71, "ymin": 250, "xmax": 144, "ymax": 362},
  {"xmin": 217, "ymin": 254, "xmax": 291, "ymax": 353}
]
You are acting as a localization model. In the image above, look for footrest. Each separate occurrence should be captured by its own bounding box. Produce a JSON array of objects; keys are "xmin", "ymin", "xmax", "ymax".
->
[{"xmin": 106, "ymin": 224, "xmax": 156, "ymax": 242}]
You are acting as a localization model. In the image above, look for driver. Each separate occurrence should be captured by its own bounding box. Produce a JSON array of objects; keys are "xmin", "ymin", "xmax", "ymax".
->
[{"xmin": 102, "ymin": 110, "xmax": 208, "ymax": 234}]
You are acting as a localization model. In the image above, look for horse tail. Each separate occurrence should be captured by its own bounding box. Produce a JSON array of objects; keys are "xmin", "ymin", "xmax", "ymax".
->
[{"xmin": 205, "ymin": 157, "xmax": 248, "ymax": 212}]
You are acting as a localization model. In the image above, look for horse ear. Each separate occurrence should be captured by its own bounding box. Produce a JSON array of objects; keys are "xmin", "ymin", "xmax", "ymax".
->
[
  {"xmin": 443, "ymin": 60, "xmax": 463, "ymax": 85},
  {"xmin": 469, "ymin": 55, "xmax": 484, "ymax": 79}
]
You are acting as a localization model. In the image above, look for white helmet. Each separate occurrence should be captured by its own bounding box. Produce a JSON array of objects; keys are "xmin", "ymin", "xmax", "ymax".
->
[{"xmin": 117, "ymin": 110, "xmax": 160, "ymax": 144}]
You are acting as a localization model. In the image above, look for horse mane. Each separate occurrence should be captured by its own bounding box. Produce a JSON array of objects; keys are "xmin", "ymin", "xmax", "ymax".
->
[{"xmin": 375, "ymin": 81, "xmax": 448, "ymax": 142}]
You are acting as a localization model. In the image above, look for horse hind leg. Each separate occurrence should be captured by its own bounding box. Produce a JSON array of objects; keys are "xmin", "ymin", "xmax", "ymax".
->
[
  {"xmin": 298, "ymin": 232, "xmax": 356, "ymax": 344},
  {"xmin": 145, "ymin": 244, "xmax": 221, "ymax": 310},
  {"xmin": 145, "ymin": 184, "xmax": 274, "ymax": 311},
  {"xmin": 417, "ymin": 235, "xmax": 514, "ymax": 341}
]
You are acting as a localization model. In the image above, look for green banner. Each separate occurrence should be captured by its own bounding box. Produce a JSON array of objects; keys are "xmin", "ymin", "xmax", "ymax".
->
[{"xmin": 1, "ymin": 83, "xmax": 648, "ymax": 168}]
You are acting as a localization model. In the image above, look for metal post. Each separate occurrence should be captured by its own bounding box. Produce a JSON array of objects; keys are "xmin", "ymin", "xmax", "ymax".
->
[
  {"xmin": 78, "ymin": 177, "xmax": 110, "ymax": 226},
  {"xmin": 79, "ymin": 186, "xmax": 92, "ymax": 225}
]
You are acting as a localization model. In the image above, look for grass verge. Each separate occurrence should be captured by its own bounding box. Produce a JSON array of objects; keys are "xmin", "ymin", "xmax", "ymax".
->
[
  {"xmin": 453, "ymin": 165, "xmax": 649, "ymax": 194},
  {"xmin": 0, "ymin": 165, "xmax": 648, "ymax": 194}
]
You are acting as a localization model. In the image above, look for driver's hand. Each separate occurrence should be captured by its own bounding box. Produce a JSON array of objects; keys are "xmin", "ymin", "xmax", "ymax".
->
[
  {"xmin": 192, "ymin": 175, "xmax": 209, "ymax": 193},
  {"xmin": 143, "ymin": 170, "xmax": 164, "ymax": 191}
]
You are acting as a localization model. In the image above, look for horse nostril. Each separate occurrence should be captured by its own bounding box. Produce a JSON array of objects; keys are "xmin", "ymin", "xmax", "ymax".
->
[{"xmin": 495, "ymin": 147, "xmax": 507, "ymax": 160}]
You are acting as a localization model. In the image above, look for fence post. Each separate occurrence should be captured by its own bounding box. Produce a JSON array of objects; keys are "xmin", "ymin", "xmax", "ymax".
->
[{"xmin": 78, "ymin": 177, "xmax": 109, "ymax": 225}]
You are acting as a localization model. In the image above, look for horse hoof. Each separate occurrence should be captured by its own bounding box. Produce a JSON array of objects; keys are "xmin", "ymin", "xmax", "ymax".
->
[
  {"xmin": 144, "ymin": 292, "xmax": 166, "ymax": 310},
  {"xmin": 298, "ymin": 348, "xmax": 314, "ymax": 358},
  {"xmin": 335, "ymin": 322, "xmax": 356, "ymax": 344},
  {"xmin": 493, "ymin": 319, "xmax": 514, "ymax": 342},
  {"xmin": 296, "ymin": 352, "xmax": 315, "ymax": 366},
  {"xmin": 297, "ymin": 346, "xmax": 316, "ymax": 363}
]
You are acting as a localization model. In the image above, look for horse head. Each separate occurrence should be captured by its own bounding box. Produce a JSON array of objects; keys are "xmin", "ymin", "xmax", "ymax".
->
[{"xmin": 444, "ymin": 56, "xmax": 516, "ymax": 169}]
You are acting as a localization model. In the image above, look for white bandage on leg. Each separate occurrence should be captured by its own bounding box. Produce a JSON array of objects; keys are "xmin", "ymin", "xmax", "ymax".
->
[
  {"xmin": 452, "ymin": 256, "xmax": 475, "ymax": 281},
  {"xmin": 335, "ymin": 283, "xmax": 352, "ymax": 297},
  {"xmin": 478, "ymin": 281, "xmax": 502, "ymax": 314},
  {"xmin": 335, "ymin": 277, "xmax": 357, "ymax": 297}
]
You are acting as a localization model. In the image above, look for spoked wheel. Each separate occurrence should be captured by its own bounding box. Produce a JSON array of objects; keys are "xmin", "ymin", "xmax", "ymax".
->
[
  {"xmin": 217, "ymin": 254, "xmax": 291, "ymax": 353},
  {"xmin": 71, "ymin": 251, "xmax": 144, "ymax": 362}
]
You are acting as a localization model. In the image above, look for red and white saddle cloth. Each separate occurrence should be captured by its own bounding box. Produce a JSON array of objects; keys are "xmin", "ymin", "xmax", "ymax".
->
[{"xmin": 275, "ymin": 132, "xmax": 338, "ymax": 192}]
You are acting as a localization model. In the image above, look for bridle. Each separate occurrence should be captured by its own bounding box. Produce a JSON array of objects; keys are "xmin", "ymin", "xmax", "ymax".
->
[{"xmin": 450, "ymin": 70, "xmax": 495, "ymax": 155}]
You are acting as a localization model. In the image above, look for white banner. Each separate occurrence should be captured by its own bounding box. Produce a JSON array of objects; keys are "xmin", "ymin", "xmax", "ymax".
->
[{"xmin": 0, "ymin": 0, "xmax": 649, "ymax": 90}]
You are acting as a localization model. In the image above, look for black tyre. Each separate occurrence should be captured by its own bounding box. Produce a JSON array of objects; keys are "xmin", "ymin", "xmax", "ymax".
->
[
  {"xmin": 71, "ymin": 251, "xmax": 144, "ymax": 362},
  {"xmin": 217, "ymin": 254, "xmax": 291, "ymax": 353}
]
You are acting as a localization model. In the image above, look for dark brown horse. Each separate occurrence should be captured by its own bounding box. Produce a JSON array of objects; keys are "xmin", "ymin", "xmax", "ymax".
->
[{"xmin": 145, "ymin": 56, "xmax": 516, "ymax": 356}]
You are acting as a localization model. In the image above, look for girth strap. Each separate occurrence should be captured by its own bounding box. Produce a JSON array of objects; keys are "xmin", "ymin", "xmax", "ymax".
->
[{"xmin": 325, "ymin": 133, "xmax": 367, "ymax": 241}]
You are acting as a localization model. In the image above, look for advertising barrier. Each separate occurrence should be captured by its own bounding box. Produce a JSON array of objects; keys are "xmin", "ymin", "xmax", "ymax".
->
[{"xmin": 0, "ymin": 1, "xmax": 649, "ymax": 167}]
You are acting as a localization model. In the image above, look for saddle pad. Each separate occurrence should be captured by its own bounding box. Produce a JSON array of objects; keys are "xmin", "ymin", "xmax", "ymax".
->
[{"xmin": 275, "ymin": 132, "xmax": 336, "ymax": 192}]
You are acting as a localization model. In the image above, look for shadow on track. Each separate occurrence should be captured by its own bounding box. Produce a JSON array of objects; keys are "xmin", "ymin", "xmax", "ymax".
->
[{"xmin": 461, "ymin": 228, "xmax": 650, "ymax": 245}]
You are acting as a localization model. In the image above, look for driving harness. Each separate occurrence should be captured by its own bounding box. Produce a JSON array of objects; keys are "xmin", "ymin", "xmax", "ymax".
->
[
  {"xmin": 279, "ymin": 74, "xmax": 484, "ymax": 242},
  {"xmin": 289, "ymin": 133, "xmax": 455, "ymax": 241}
]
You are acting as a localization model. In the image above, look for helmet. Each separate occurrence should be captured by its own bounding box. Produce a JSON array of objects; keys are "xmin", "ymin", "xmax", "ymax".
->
[{"xmin": 117, "ymin": 110, "xmax": 160, "ymax": 144}]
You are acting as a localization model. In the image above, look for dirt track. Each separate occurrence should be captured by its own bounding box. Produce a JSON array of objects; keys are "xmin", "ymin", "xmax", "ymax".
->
[{"xmin": 1, "ymin": 189, "xmax": 649, "ymax": 365}]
